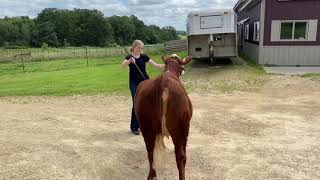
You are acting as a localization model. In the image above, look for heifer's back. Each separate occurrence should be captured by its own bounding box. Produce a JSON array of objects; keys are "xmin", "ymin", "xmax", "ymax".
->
[
  {"xmin": 136, "ymin": 71, "xmax": 192, "ymax": 138},
  {"xmin": 135, "ymin": 55, "xmax": 192, "ymax": 180}
]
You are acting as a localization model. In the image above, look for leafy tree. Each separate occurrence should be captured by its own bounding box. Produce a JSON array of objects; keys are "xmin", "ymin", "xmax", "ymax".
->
[
  {"xmin": 160, "ymin": 26, "xmax": 178, "ymax": 42},
  {"xmin": 41, "ymin": 42, "xmax": 48, "ymax": 49},
  {"xmin": 109, "ymin": 15, "xmax": 136, "ymax": 45},
  {"xmin": 1, "ymin": 8, "xmax": 178, "ymax": 47},
  {"xmin": 32, "ymin": 21, "xmax": 59, "ymax": 47}
]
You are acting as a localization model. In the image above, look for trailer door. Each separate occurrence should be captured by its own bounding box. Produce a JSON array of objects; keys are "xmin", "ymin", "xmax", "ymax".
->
[{"xmin": 200, "ymin": 15, "xmax": 223, "ymax": 29}]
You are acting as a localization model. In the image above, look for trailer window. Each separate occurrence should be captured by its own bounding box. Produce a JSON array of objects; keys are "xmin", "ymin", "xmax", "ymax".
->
[{"xmin": 200, "ymin": 15, "xmax": 223, "ymax": 29}]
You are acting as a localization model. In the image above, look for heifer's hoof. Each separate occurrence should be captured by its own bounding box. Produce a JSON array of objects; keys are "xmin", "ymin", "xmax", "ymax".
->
[
  {"xmin": 131, "ymin": 130, "xmax": 140, "ymax": 135},
  {"xmin": 148, "ymin": 176, "xmax": 157, "ymax": 180}
]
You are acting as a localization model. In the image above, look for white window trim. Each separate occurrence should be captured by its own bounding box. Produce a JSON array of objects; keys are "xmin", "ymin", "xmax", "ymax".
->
[
  {"xmin": 245, "ymin": 24, "xmax": 249, "ymax": 40},
  {"xmin": 237, "ymin": 17, "xmax": 249, "ymax": 25},
  {"xmin": 279, "ymin": 20, "xmax": 309, "ymax": 41},
  {"xmin": 253, "ymin": 21, "xmax": 260, "ymax": 41},
  {"xmin": 239, "ymin": 0, "xmax": 254, "ymax": 12}
]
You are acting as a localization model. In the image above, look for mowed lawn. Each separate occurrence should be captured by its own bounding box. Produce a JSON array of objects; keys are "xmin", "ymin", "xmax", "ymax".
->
[
  {"xmin": 3, "ymin": 50, "xmax": 318, "ymax": 97},
  {"xmin": 0, "ymin": 52, "xmax": 185, "ymax": 96}
]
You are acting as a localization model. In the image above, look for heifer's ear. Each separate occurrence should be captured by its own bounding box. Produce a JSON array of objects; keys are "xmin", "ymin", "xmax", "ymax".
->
[
  {"xmin": 182, "ymin": 56, "xmax": 192, "ymax": 65},
  {"xmin": 161, "ymin": 56, "xmax": 168, "ymax": 63}
]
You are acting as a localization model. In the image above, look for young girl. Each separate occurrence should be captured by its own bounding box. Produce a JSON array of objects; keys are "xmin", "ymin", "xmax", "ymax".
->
[{"xmin": 121, "ymin": 40, "xmax": 164, "ymax": 135}]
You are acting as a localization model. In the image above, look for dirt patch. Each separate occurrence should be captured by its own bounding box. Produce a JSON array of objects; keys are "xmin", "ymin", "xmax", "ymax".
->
[{"xmin": 1, "ymin": 75, "xmax": 320, "ymax": 179}]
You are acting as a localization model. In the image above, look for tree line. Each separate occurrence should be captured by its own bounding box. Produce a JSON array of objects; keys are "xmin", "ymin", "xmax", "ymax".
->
[{"xmin": 0, "ymin": 8, "xmax": 179, "ymax": 48}]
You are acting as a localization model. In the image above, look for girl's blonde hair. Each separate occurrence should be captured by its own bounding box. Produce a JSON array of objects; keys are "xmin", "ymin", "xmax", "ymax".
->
[{"xmin": 129, "ymin": 40, "xmax": 144, "ymax": 53}]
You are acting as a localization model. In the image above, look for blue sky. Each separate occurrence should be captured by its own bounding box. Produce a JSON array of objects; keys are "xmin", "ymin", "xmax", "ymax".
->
[{"xmin": 0, "ymin": 0, "xmax": 237, "ymax": 30}]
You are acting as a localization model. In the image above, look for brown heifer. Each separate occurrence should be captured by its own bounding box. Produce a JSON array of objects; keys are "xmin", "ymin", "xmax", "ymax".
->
[{"xmin": 135, "ymin": 54, "xmax": 192, "ymax": 180}]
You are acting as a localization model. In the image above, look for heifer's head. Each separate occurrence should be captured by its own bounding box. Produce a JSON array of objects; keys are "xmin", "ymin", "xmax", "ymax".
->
[{"xmin": 161, "ymin": 54, "xmax": 192, "ymax": 78}]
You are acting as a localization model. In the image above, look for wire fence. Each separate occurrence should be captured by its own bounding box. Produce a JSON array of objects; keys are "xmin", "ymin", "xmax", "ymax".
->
[{"xmin": 0, "ymin": 44, "xmax": 165, "ymax": 63}]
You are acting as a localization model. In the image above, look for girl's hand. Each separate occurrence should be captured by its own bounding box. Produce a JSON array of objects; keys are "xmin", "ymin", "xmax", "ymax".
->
[{"xmin": 129, "ymin": 57, "xmax": 136, "ymax": 64}]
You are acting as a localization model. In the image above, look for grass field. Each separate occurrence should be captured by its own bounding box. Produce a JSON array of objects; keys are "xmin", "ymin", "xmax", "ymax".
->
[
  {"xmin": 178, "ymin": 35, "xmax": 187, "ymax": 40},
  {"xmin": 2, "ymin": 50, "xmax": 318, "ymax": 97},
  {"xmin": 0, "ymin": 52, "xmax": 186, "ymax": 96}
]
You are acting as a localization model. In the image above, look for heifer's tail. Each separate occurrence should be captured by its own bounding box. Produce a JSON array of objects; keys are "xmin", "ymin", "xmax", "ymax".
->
[
  {"xmin": 153, "ymin": 87, "xmax": 170, "ymax": 167},
  {"xmin": 153, "ymin": 134, "xmax": 166, "ymax": 167}
]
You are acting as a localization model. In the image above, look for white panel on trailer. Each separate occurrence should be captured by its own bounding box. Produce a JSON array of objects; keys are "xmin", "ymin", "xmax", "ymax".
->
[
  {"xmin": 201, "ymin": 15, "xmax": 223, "ymax": 29},
  {"xmin": 187, "ymin": 9, "xmax": 236, "ymax": 36}
]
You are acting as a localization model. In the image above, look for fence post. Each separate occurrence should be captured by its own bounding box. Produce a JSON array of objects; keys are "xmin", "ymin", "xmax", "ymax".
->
[
  {"xmin": 42, "ymin": 49, "xmax": 44, "ymax": 61},
  {"xmin": 85, "ymin": 46, "xmax": 89, "ymax": 67},
  {"xmin": 6, "ymin": 50, "xmax": 9, "ymax": 61},
  {"xmin": 21, "ymin": 52, "xmax": 25, "ymax": 72}
]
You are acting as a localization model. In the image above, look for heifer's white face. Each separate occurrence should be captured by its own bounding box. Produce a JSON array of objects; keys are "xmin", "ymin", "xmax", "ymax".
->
[
  {"xmin": 169, "ymin": 54, "xmax": 180, "ymax": 59},
  {"xmin": 161, "ymin": 54, "xmax": 192, "ymax": 78}
]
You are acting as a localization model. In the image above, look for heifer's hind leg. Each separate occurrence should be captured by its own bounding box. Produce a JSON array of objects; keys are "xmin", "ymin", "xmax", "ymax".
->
[
  {"xmin": 172, "ymin": 138, "xmax": 187, "ymax": 180},
  {"xmin": 144, "ymin": 135, "xmax": 157, "ymax": 180}
]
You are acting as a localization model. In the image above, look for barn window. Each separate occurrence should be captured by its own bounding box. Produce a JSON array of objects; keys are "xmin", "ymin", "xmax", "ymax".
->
[
  {"xmin": 294, "ymin": 22, "xmax": 307, "ymax": 39},
  {"xmin": 271, "ymin": 20, "xmax": 317, "ymax": 42},
  {"xmin": 280, "ymin": 22, "xmax": 293, "ymax": 39},
  {"xmin": 253, "ymin": 21, "xmax": 260, "ymax": 41},
  {"xmin": 245, "ymin": 24, "xmax": 249, "ymax": 40},
  {"xmin": 280, "ymin": 21, "xmax": 307, "ymax": 40}
]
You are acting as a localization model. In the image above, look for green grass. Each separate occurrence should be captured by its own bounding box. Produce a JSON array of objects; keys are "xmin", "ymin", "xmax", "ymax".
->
[
  {"xmin": 239, "ymin": 53, "xmax": 266, "ymax": 74},
  {"xmin": 178, "ymin": 35, "xmax": 187, "ymax": 40},
  {"xmin": 182, "ymin": 56, "xmax": 268, "ymax": 93},
  {"xmin": 0, "ymin": 52, "xmax": 187, "ymax": 96},
  {"xmin": 183, "ymin": 66, "xmax": 268, "ymax": 94},
  {"xmin": 302, "ymin": 73, "xmax": 320, "ymax": 80},
  {"xmin": 0, "ymin": 51, "xmax": 270, "ymax": 96},
  {"xmin": 0, "ymin": 57, "xmax": 121, "ymax": 75}
]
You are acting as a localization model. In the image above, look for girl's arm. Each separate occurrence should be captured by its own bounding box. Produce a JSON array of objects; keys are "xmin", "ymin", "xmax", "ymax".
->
[{"xmin": 148, "ymin": 59, "xmax": 164, "ymax": 69}]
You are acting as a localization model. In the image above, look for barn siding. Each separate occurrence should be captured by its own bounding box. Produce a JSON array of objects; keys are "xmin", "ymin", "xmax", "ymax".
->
[
  {"xmin": 243, "ymin": 42, "xmax": 260, "ymax": 63},
  {"xmin": 260, "ymin": 46, "xmax": 320, "ymax": 66}
]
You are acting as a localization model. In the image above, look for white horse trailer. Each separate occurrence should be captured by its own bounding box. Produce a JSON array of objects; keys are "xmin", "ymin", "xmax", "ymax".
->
[{"xmin": 187, "ymin": 9, "xmax": 237, "ymax": 63}]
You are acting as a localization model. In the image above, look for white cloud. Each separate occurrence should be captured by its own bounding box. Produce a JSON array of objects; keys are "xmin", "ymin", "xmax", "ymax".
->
[
  {"xmin": 0, "ymin": 0, "xmax": 238, "ymax": 30},
  {"xmin": 128, "ymin": 0, "xmax": 165, "ymax": 5}
]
